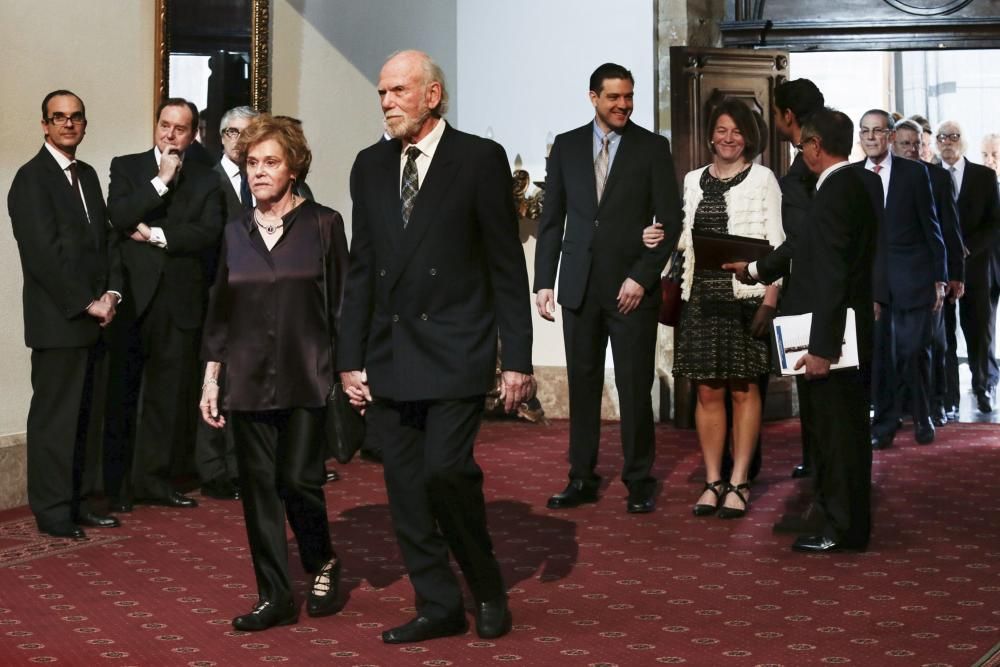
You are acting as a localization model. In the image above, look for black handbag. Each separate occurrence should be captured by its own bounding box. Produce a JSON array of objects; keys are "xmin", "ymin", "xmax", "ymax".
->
[{"xmin": 319, "ymin": 218, "xmax": 365, "ymax": 464}]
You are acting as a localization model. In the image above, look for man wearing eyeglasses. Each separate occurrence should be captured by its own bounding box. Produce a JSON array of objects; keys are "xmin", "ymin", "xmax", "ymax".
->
[
  {"xmin": 855, "ymin": 110, "xmax": 946, "ymax": 449},
  {"xmin": 7, "ymin": 90, "xmax": 123, "ymax": 539},
  {"xmin": 937, "ymin": 121, "xmax": 1000, "ymax": 413},
  {"xmin": 104, "ymin": 98, "xmax": 224, "ymax": 511}
]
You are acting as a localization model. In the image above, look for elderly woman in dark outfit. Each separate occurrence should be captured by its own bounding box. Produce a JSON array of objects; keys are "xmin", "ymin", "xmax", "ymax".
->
[{"xmin": 200, "ymin": 115, "xmax": 349, "ymax": 631}]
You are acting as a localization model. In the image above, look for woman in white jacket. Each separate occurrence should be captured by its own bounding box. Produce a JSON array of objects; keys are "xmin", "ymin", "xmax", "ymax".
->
[{"xmin": 647, "ymin": 99, "xmax": 784, "ymax": 519}]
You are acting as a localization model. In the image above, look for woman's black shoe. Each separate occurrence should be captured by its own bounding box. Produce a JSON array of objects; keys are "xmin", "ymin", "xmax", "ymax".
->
[
  {"xmin": 306, "ymin": 557, "xmax": 342, "ymax": 617},
  {"xmin": 232, "ymin": 599, "xmax": 298, "ymax": 631},
  {"xmin": 692, "ymin": 480, "xmax": 725, "ymax": 516},
  {"xmin": 717, "ymin": 482, "xmax": 750, "ymax": 519}
]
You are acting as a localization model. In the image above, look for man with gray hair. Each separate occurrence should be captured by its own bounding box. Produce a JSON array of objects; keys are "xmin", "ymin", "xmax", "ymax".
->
[
  {"xmin": 339, "ymin": 50, "xmax": 534, "ymax": 643},
  {"xmin": 217, "ymin": 105, "xmax": 259, "ymax": 217},
  {"xmin": 937, "ymin": 121, "xmax": 1000, "ymax": 413}
]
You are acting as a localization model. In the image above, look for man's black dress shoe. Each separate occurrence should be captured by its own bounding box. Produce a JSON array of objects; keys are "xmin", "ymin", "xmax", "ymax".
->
[
  {"xmin": 546, "ymin": 480, "xmax": 599, "ymax": 509},
  {"xmin": 871, "ymin": 432, "xmax": 894, "ymax": 450},
  {"xmin": 74, "ymin": 511, "xmax": 120, "ymax": 528},
  {"xmin": 475, "ymin": 597, "xmax": 512, "ymax": 639},
  {"xmin": 381, "ymin": 614, "xmax": 468, "ymax": 644},
  {"xmin": 108, "ymin": 499, "xmax": 133, "ymax": 513},
  {"xmin": 141, "ymin": 491, "xmax": 199, "ymax": 508},
  {"xmin": 791, "ymin": 535, "xmax": 865, "ymax": 553},
  {"xmin": 325, "ymin": 468, "xmax": 339, "ymax": 483},
  {"xmin": 306, "ymin": 557, "xmax": 342, "ymax": 618},
  {"xmin": 791, "ymin": 463, "xmax": 812, "ymax": 479},
  {"xmin": 626, "ymin": 486, "xmax": 655, "ymax": 514},
  {"xmin": 976, "ymin": 389, "xmax": 994, "ymax": 413},
  {"xmin": 914, "ymin": 422, "xmax": 935, "ymax": 445},
  {"xmin": 38, "ymin": 521, "xmax": 86, "ymax": 540},
  {"xmin": 201, "ymin": 478, "xmax": 240, "ymax": 500},
  {"xmin": 232, "ymin": 599, "xmax": 298, "ymax": 631}
]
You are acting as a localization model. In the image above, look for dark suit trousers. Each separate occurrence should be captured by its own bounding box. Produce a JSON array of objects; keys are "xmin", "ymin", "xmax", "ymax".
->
[
  {"xmin": 370, "ymin": 397, "xmax": 504, "ymax": 620},
  {"xmin": 104, "ymin": 285, "xmax": 198, "ymax": 500},
  {"xmin": 959, "ymin": 282, "xmax": 1000, "ymax": 393},
  {"xmin": 562, "ymin": 290, "xmax": 658, "ymax": 490},
  {"xmin": 27, "ymin": 346, "xmax": 97, "ymax": 526},
  {"xmin": 798, "ymin": 367, "xmax": 872, "ymax": 547},
  {"xmin": 929, "ymin": 308, "xmax": 949, "ymax": 412},
  {"xmin": 942, "ymin": 300, "xmax": 961, "ymax": 409},
  {"xmin": 871, "ymin": 305, "xmax": 933, "ymax": 435},
  {"xmin": 231, "ymin": 407, "xmax": 333, "ymax": 603}
]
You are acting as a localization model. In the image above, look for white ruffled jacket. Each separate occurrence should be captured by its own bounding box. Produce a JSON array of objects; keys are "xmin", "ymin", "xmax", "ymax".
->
[{"xmin": 676, "ymin": 163, "xmax": 784, "ymax": 301}]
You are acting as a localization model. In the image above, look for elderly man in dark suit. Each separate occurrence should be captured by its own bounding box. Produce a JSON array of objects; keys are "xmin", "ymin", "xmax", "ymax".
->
[
  {"xmin": 534, "ymin": 62, "xmax": 682, "ymax": 515},
  {"xmin": 339, "ymin": 50, "xmax": 534, "ymax": 644},
  {"xmin": 104, "ymin": 98, "xmax": 224, "ymax": 510},
  {"xmin": 936, "ymin": 121, "xmax": 1000, "ymax": 413},
  {"xmin": 8, "ymin": 90, "xmax": 122, "ymax": 538},
  {"xmin": 855, "ymin": 110, "xmax": 946, "ymax": 448}
]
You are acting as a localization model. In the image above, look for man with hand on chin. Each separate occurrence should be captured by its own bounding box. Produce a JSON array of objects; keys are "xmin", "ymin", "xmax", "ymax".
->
[
  {"xmin": 534, "ymin": 62, "xmax": 682, "ymax": 515},
  {"xmin": 104, "ymin": 98, "xmax": 223, "ymax": 511},
  {"xmin": 8, "ymin": 89, "xmax": 123, "ymax": 539}
]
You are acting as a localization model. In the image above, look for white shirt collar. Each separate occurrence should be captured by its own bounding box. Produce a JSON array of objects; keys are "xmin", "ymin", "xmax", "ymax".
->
[
  {"xmin": 220, "ymin": 154, "xmax": 241, "ymax": 179},
  {"xmin": 864, "ymin": 151, "xmax": 892, "ymax": 173},
  {"xmin": 44, "ymin": 141, "xmax": 75, "ymax": 171},
  {"xmin": 945, "ymin": 155, "xmax": 966, "ymax": 177},
  {"xmin": 816, "ymin": 160, "xmax": 851, "ymax": 191},
  {"xmin": 402, "ymin": 118, "xmax": 446, "ymax": 161}
]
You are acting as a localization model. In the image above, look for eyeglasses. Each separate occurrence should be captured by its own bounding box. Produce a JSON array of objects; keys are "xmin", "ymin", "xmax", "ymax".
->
[
  {"xmin": 222, "ymin": 128, "xmax": 242, "ymax": 139},
  {"xmin": 858, "ymin": 128, "xmax": 890, "ymax": 138},
  {"xmin": 46, "ymin": 112, "xmax": 86, "ymax": 126},
  {"xmin": 937, "ymin": 133, "xmax": 961, "ymax": 142}
]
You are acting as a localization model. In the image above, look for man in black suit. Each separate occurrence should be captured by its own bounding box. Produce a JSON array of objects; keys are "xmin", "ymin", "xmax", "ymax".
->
[
  {"xmin": 104, "ymin": 98, "xmax": 224, "ymax": 510},
  {"xmin": 856, "ymin": 110, "xmax": 946, "ymax": 448},
  {"xmin": 7, "ymin": 90, "xmax": 122, "ymax": 539},
  {"xmin": 892, "ymin": 120, "xmax": 965, "ymax": 426},
  {"xmin": 534, "ymin": 63, "xmax": 682, "ymax": 515},
  {"xmin": 338, "ymin": 50, "xmax": 534, "ymax": 644},
  {"xmin": 192, "ymin": 105, "xmax": 259, "ymax": 502},
  {"xmin": 936, "ymin": 121, "xmax": 1000, "ymax": 413},
  {"xmin": 735, "ymin": 109, "xmax": 880, "ymax": 552}
]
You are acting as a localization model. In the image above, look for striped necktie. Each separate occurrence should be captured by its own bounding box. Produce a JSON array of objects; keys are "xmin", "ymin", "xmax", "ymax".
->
[
  {"xmin": 595, "ymin": 136, "xmax": 610, "ymax": 202},
  {"xmin": 400, "ymin": 146, "xmax": 421, "ymax": 227}
]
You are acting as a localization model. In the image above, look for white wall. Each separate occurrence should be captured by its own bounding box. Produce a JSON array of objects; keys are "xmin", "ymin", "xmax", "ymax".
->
[
  {"xmin": 456, "ymin": 0, "xmax": 655, "ymax": 367},
  {"xmin": 0, "ymin": 1, "xmax": 153, "ymax": 435}
]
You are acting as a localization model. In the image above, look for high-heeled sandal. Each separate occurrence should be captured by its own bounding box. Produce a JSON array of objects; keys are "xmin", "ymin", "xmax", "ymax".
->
[
  {"xmin": 692, "ymin": 480, "xmax": 726, "ymax": 516},
  {"xmin": 717, "ymin": 482, "xmax": 750, "ymax": 519},
  {"xmin": 306, "ymin": 556, "xmax": 342, "ymax": 618}
]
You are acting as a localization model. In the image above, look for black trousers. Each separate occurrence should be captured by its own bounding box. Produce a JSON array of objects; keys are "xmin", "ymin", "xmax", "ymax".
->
[
  {"xmin": 958, "ymin": 281, "xmax": 1000, "ymax": 394},
  {"xmin": 797, "ymin": 367, "xmax": 872, "ymax": 548},
  {"xmin": 929, "ymin": 307, "xmax": 949, "ymax": 413},
  {"xmin": 871, "ymin": 304, "xmax": 933, "ymax": 435},
  {"xmin": 561, "ymin": 290, "xmax": 659, "ymax": 491},
  {"xmin": 231, "ymin": 407, "xmax": 333, "ymax": 604},
  {"xmin": 27, "ymin": 346, "xmax": 98, "ymax": 527},
  {"xmin": 370, "ymin": 397, "xmax": 503, "ymax": 620},
  {"xmin": 103, "ymin": 286, "xmax": 197, "ymax": 501}
]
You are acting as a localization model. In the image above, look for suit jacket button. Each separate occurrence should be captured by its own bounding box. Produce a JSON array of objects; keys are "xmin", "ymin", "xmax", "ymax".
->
[
  {"xmin": 594, "ymin": 219, "xmax": 600, "ymax": 227},
  {"xmin": 420, "ymin": 313, "xmax": 428, "ymax": 321},
  {"xmin": 379, "ymin": 269, "xmax": 387, "ymax": 277},
  {"xmin": 429, "ymin": 268, "xmax": 437, "ymax": 276},
  {"xmin": 392, "ymin": 314, "xmax": 399, "ymax": 322}
]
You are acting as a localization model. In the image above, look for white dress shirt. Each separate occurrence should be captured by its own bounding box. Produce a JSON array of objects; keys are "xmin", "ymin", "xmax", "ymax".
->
[
  {"xmin": 221, "ymin": 154, "xmax": 254, "ymax": 206},
  {"xmin": 44, "ymin": 141, "xmax": 90, "ymax": 223},
  {"xmin": 398, "ymin": 118, "xmax": 447, "ymax": 193},
  {"xmin": 864, "ymin": 152, "xmax": 891, "ymax": 206}
]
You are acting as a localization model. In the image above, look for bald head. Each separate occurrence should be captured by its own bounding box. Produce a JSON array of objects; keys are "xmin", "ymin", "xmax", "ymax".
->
[{"xmin": 377, "ymin": 50, "xmax": 449, "ymax": 144}]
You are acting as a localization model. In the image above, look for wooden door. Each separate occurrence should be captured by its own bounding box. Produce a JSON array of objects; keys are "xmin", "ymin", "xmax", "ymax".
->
[{"xmin": 670, "ymin": 47, "xmax": 790, "ymax": 180}]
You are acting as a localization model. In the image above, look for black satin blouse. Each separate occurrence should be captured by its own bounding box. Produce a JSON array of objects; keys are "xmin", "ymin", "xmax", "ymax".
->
[{"xmin": 202, "ymin": 199, "xmax": 349, "ymax": 411}]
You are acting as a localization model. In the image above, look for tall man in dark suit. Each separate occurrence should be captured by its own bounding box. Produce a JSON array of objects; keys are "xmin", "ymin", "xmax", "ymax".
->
[
  {"xmin": 936, "ymin": 121, "xmax": 1000, "ymax": 413},
  {"xmin": 104, "ymin": 98, "xmax": 224, "ymax": 509},
  {"xmin": 892, "ymin": 120, "xmax": 965, "ymax": 426},
  {"xmin": 855, "ymin": 110, "xmax": 946, "ymax": 448},
  {"xmin": 8, "ymin": 90, "xmax": 122, "ymax": 538},
  {"xmin": 745, "ymin": 108, "xmax": 880, "ymax": 552},
  {"xmin": 338, "ymin": 50, "xmax": 534, "ymax": 644},
  {"xmin": 534, "ymin": 63, "xmax": 682, "ymax": 515}
]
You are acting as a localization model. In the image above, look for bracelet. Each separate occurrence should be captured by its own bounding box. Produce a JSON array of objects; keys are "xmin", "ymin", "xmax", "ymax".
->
[{"xmin": 202, "ymin": 377, "xmax": 219, "ymax": 390}]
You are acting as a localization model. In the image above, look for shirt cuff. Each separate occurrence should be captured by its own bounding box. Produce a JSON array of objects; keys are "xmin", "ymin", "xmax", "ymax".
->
[
  {"xmin": 748, "ymin": 261, "xmax": 760, "ymax": 281},
  {"xmin": 150, "ymin": 177, "xmax": 169, "ymax": 197},
  {"xmin": 148, "ymin": 227, "xmax": 167, "ymax": 248},
  {"xmin": 106, "ymin": 291, "xmax": 123, "ymax": 304}
]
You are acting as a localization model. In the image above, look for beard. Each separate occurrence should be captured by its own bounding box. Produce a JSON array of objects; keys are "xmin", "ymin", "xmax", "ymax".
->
[{"xmin": 385, "ymin": 104, "xmax": 432, "ymax": 140}]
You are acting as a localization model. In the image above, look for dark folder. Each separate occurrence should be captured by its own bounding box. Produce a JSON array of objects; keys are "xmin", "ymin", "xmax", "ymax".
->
[{"xmin": 692, "ymin": 230, "xmax": 773, "ymax": 268}]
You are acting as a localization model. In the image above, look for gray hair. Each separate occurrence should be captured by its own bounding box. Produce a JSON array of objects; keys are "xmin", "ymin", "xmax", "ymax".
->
[
  {"xmin": 219, "ymin": 105, "xmax": 259, "ymax": 133},
  {"xmin": 936, "ymin": 119, "xmax": 966, "ymax": 155}
]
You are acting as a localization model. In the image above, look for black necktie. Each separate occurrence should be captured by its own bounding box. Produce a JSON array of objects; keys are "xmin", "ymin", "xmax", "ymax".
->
[
  {"xmin": 239, "ymin": 171, "xmax": 253, "ymax": 209},
  {"xmin": 400, "ymin": 146, "xmax": 421, "ymax": 227},
  {"xmin": 68, "ymin": 162, "xmax": 90, "ymax": 224}
]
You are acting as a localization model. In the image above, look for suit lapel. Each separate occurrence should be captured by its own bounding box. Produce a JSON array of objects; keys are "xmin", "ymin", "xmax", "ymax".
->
[
  {"xmin": 37, "ymin": 147, "xmax": 90, "ymax": 227},
  {"xmin": 598, "ymin": 121, "xmax": 632, "ymax": 210},
  {"xmin": 376, "ymin": 139, "xmax": 405, "ymax": 253}
]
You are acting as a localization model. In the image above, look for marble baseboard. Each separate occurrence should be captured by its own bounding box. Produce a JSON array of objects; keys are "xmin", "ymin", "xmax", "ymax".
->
[
  {"xmin": 0, "ymin": 432, "xmax": 27, "ymax": 511},
  {"xmin": 533, "ymin": 366, "xmax": 665, "ymax": 421}
]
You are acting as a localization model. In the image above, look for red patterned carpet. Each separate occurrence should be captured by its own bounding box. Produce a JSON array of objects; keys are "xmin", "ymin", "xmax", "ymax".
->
[{"xmin": 0, "ymin": 419, "xmax": 998, "ymax": 666}]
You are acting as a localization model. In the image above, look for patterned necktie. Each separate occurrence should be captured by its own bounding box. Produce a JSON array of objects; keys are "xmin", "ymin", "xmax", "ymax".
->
[
  {"xmin": 400, "ymin": 146, "xmax": 421, "ymax": 227},
  {"xmin": 595, "ymin": 136, "xmax": 610, "ymax": 202},
  {"xmin": 239, "ymin": 171, "xmax": 253, "ymax": 209},
  {"xmin": 68, "ymin": 162, "xmax": 90, "ymax": 224}
]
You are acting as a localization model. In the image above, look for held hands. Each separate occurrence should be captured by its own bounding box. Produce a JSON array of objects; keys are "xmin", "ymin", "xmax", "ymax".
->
[
  {"xmin": 86, "ymin": 299, "xmax": 114, "ymax": 327},
  {"xmin": 340, "ymin": 369, "xmax": 372, "ymax": 414},
  {"xmin": 948, "ymin": 280, "xmax": 965, "ymax": 303},
  {"xmin": 499, "ymin": 371, "xmax": 536, "ymax": 413},
  {"xmin": 794, "ymin": 353, "xmax": 832, "ymax": 380},
  {"xmin": 158, "ymin": 147, "xmax": 182, "ymax": 184},
  {"xmin": 536, "ymin": 289, "xmax": 556, "ymax": 322},
  {"xmin": 617, "ymin": 277, "xmax": 645, "ymax": 314},
  {"xmin": 642, "ymin": 221, "xmax": 664, "ymax": 249},
  {"xmin": 130, "ymin": 222, "xmax": 152, "ymax": 243}
]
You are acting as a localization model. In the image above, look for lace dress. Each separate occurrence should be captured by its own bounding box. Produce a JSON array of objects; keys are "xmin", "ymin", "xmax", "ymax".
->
[{"xmin": 673, "ymin": 168, "xmax": 771, "ymax": 380}]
